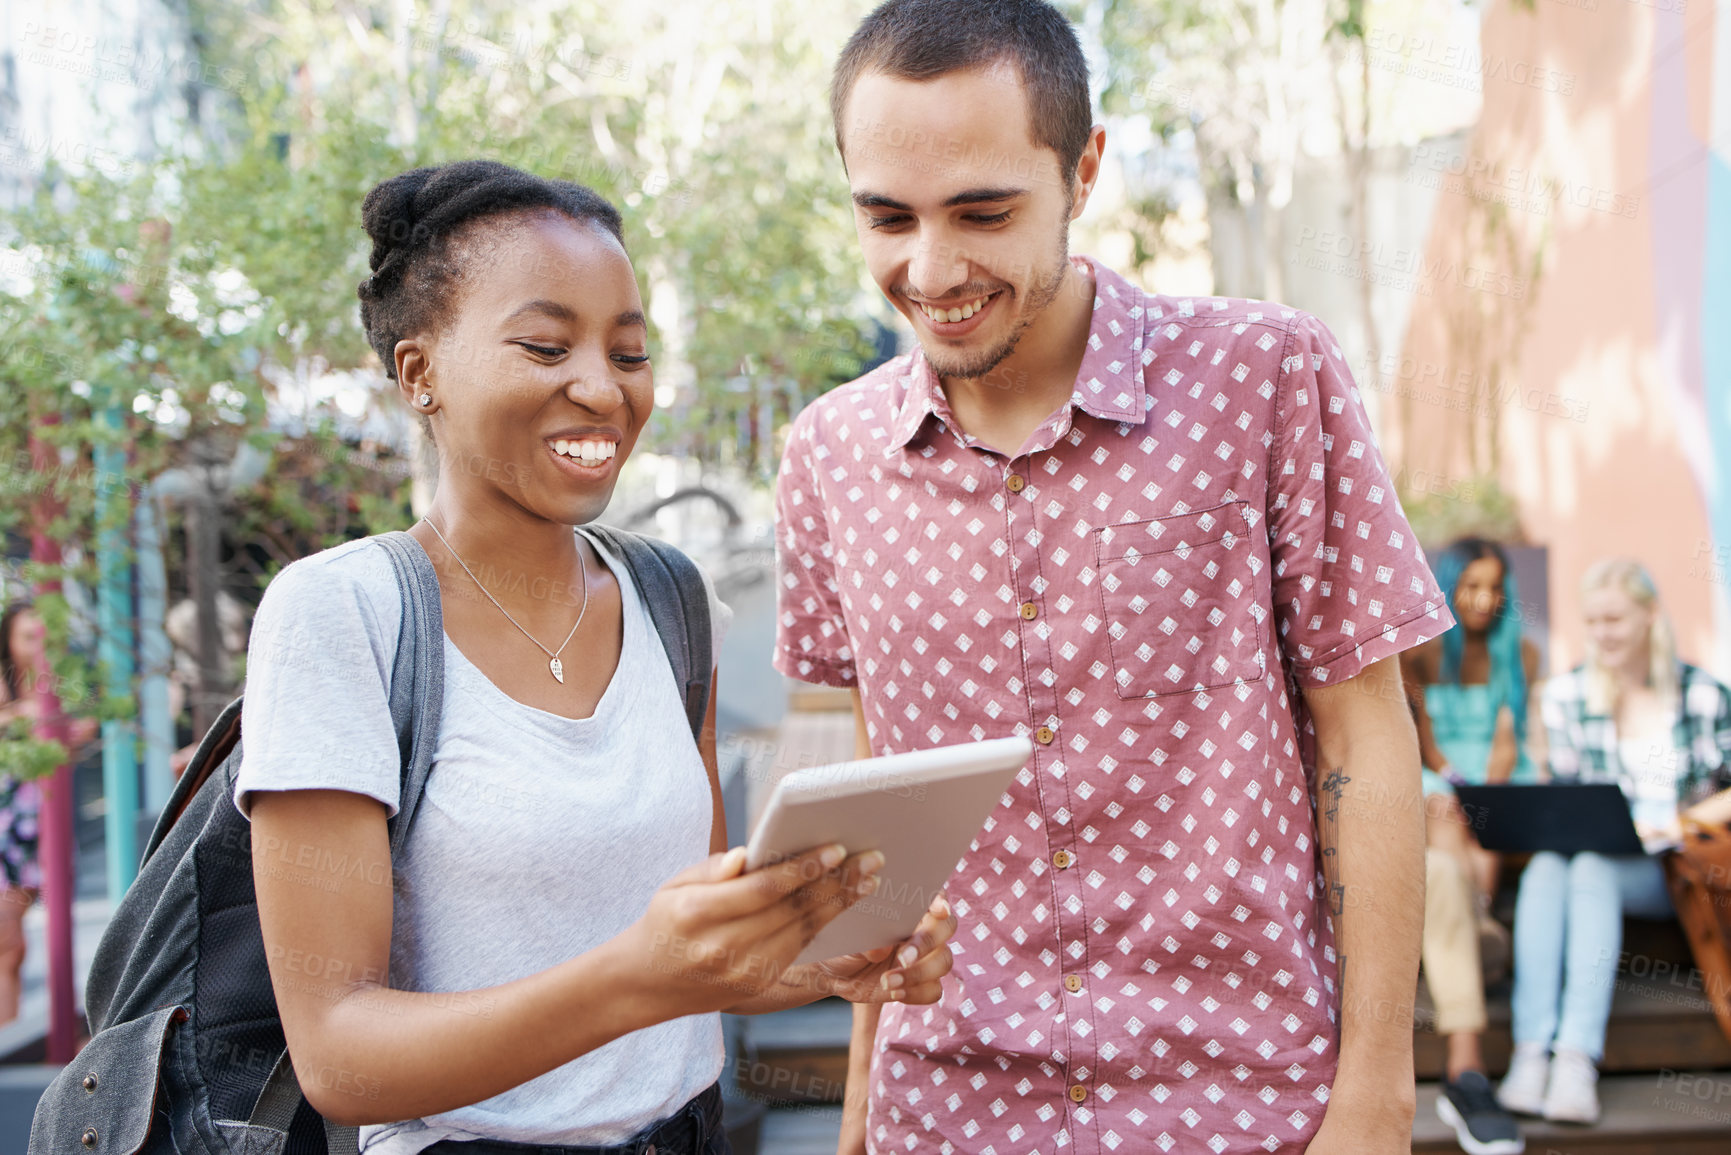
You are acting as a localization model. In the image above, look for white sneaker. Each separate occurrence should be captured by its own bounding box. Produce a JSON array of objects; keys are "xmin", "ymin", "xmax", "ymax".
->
[
  {"xmin": 1497, "ymin": 1042, "xmax": 1550, "ymax": 1117},
  {"xmin": 1542, "ymin": 1047, "xmax": 1601, "ymax": 1125}
]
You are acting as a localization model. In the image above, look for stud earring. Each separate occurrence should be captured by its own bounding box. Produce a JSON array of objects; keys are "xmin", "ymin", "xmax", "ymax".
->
[{"xmin": 417, "ymin": 393, "xmax": 433, "ymax": 408}]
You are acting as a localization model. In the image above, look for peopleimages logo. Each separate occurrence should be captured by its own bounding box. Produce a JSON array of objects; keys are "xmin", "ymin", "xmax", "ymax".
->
[
  {"xmin": 1356, "ymin": 353, "xmax": 1591, "ymax": 425},
  {"xmin": 1349, "ymin": 30, "xmax": 1577, "ymax": 96},
  {"xmin": 847, "ymin": 116, "xmax": 1064, "ymax": 187},
  {"xmin": 19, "ymin": 22, "xmax": 249, "ymax": 95},
  {"xmin": 1408, "ymin": 143, "xmax": 1640, "ymax": 220},
  {"xmin": 0, "ymin": 126, "xmax": 133, "ymax": 178},
  {"xmin": 1293, "ymin": 228, "xmax": 1532, "ymax": 301}
]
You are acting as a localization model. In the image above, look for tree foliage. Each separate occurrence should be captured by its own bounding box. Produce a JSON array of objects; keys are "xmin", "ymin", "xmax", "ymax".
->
[
  {"xmin": 187, "ymin": 0, "xmax": 880, "ymax": 474},
  {"xmin": 0, "ymin": 0, "xmax": 883, "ymax": 749}
]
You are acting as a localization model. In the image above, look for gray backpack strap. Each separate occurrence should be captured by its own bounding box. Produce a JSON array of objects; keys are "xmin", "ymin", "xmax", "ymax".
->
[
  {"xmin": 247, "ymin": 1052, "xmax": 361, "ymax": 1152},
  {"xmin": 249, "ymin": 531, "xmax": 443, "ymax": 1151},
  {"xmin": 580, "ymin": 524, "xmax": 713, "ymax": 742},
  {"xmin": 375, "ymin": 529, "xmax": 447, "ymax": 857},
  {"xmin": 326, "ymin": 1118, "xmax": 362, "ymax": 1155},
  {"xmin": 247, "ymin": 1051, "xmax": 305, "ymax": 1134}
]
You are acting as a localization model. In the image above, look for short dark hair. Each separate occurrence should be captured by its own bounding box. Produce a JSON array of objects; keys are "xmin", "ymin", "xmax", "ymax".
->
[
  {"xmin": 830, "ymin": 0, "xmax": 1092, "ymax": 179},
  {"xmin": 357, "ymin": 159, "xmax": 625, "ymax": 381}
]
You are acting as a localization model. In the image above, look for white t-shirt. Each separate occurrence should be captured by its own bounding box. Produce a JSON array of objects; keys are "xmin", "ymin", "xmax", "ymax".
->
[
  {"xmin": 1618, "ymin": 732, "xmax": 1684, "ymax": 851},
  {"xmin": 234, "ymin": 530, "xmax": 730, "ymax": 1153}
]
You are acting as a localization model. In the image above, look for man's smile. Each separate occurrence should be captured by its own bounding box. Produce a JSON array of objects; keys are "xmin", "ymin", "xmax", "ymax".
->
[{"xmin": 911, "ymin": 290, "xmax": 1002, "ymax": 334}]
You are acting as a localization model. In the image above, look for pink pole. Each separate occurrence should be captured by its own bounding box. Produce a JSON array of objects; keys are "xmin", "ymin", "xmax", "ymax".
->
[{"xmin": 29, "ymin": 429, "xmax": 77, "ymax": 1063}]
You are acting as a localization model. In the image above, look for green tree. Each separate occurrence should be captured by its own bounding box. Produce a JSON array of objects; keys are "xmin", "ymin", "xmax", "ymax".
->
[
  {"xmin": 0, "ymin": 0, "xmax": 888, "ymax": 765},
  {"xmin": 189, "ymin": 0, "xmax": 882, "ymax": 478}
]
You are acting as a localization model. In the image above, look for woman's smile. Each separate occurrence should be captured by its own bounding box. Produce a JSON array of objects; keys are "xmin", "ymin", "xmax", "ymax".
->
[{"xmin": 547, "ymin": 431, "xmax": 621, "ymax": 476}]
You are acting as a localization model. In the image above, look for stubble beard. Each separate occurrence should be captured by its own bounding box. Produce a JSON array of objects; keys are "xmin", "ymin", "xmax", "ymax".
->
[{"xmin": 921, "ymin": 225, "xmax": 1072, "ymax": 383}]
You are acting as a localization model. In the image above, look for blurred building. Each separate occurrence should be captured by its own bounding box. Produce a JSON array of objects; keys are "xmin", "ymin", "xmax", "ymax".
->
[
  {"xmin": 1085, "ymin": 0, "xmax": 1730, "ymax": 683},
  {"xmin": 1386, "ymin": 0, "xmax": 1730, "ymax": 680},
  {"xmin": 0, "ymin": 0, "xmax": 221, "ymax": 209}
]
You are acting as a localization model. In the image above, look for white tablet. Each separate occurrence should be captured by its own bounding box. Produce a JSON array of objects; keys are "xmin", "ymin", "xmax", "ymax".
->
[{"xmin": 745, "ymin": 736, "xmax": 1033, "ymax": 966}]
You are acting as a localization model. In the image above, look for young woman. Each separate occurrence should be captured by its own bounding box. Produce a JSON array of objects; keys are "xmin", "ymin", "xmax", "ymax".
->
[
  {"xmin": 1400, "ymin": 538, "xmax": 1539, "ymax": 1152},
  {"xmin": 1411, "ymin": 539, "xmax": 1540, "ymax": 792},
  {"xmin": 0, "ymin": 603, "xmax": 96, "ymax": 1026},
  {"xmin": 1498, "ymin": 558, "xmax": 1731, "ymax": 1124},
  {"xmin": 0, "ymin": 603, "xmax": 45, "ymax": 1026},
  {"xmin": 241, "ymin": 160, "xmax": 955, "ymax": 1154}
]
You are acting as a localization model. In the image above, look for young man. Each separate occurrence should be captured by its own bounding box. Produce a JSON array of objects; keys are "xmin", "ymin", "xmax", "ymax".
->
[{"xmin": 774, "ymin": 2, "xmax": 1458, "ymax": 1152}]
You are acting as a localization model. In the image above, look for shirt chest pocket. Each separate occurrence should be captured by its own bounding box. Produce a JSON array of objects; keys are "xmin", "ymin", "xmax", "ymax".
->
[{"xmin": 1094, "ymin": 502, "xmax": 1267, "ymax": 700}]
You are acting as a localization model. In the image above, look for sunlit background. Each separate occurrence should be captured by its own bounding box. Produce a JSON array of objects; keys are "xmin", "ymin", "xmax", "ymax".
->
[{"xmin": 1, "ymin": 0, "xmax": 1728, "ymax": 1146}]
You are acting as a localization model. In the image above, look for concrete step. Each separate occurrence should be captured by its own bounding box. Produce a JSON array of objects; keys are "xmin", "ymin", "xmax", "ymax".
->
[
  {"xmin": 756, "ymin": 1104, "xmax": 843, "ymax": 1155},
  {"xmin": 1414, "ymin": 967, "xmax": 1731, "ymax": 1080},
  {"xmin": 1414, "ymin": 1070, "xmax": 1731, "ymax": 1153},
  {"xmin": 741, "ymin": 997, "xmax": 852, "ymax": 1106},
  {"xmin": 0, "ymin": 1067, "xmax": 59, "ymax": 1151},
  {"xmin": 753, "ymin": 1074, "xmax": 1731, "ymax": 1154}
]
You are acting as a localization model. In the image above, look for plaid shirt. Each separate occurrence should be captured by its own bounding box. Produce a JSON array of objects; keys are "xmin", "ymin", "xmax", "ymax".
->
[{"xmin": 1541, "ymin": 662, "xmax": 1731, "ymax": 807}]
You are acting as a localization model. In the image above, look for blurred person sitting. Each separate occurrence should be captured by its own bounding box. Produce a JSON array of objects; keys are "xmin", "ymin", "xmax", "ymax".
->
[
  {"xmin": 0, "ymin": 602, "xmax": 97, "ymax": 1025},
  {"xmin": 1401, "ymin": 537, "xmax": 1540, "ymax": 1153},
  {"xmin": 1499, "ymin": 559, "xmax": 1731, "ymax": 1124}
]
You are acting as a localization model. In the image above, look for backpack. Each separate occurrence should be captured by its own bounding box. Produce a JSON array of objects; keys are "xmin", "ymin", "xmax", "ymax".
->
[{"xmin": 29, "ymin": 525, "xmax": 714, "ymax": 1155}]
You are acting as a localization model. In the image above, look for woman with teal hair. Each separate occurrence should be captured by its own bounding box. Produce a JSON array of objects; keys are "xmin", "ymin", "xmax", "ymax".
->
[
  {"xmin": 1419, "ymin": 537, "xmax": 1542, "ymax": 797},
  {"xmin": 1405, "ymin": 538, "xmax": 1542, "ymax": 898},
  {"xmin": 1400, "ymin": 537, "xmax": 1541, "ymax": 1155}
]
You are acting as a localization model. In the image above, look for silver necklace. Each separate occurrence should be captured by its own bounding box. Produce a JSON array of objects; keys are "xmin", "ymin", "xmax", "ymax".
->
[{"xmin": 422, "ymin": 516, "xmax": 587, "ymax": 684}]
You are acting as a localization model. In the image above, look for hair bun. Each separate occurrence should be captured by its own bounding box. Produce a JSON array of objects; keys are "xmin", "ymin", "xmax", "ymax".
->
[
  {"xmin": 355, "ymin": 159, "xmax": 625, "ymax": 379},
  {"xmin": 359, "ymin": 166, "xmax": 443, "ymax": 289}
]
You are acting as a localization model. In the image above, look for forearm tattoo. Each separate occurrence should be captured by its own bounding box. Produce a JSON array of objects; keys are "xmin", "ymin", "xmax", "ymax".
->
[{"xmin": 1319, "ymin": 767, "xmax": 1351, "ymax": 917}]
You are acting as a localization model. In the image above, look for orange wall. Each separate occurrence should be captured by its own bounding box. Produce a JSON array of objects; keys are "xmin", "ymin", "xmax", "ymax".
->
[{"xmin": 1390, "ymin": 0, "xmax": 1728, "ymax": 678}]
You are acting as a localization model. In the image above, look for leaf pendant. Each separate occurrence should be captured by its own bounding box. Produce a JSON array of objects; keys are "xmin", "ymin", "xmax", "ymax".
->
[{"xmin": 549, "ymin": 657, "xmax": 565, "ymax": 684}]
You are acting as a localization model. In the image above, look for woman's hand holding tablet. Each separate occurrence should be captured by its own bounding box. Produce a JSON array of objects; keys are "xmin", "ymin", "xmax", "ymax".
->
[
  {"xmin": 615, "ymin": 841, "xmax": 884, "ymax": 1016},
  {"xmin": 613, "ymin": 737, "xmax": 1029, "ymax": 1016}
]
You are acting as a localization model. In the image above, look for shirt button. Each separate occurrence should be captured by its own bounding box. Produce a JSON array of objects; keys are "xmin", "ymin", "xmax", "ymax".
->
[
  {"xmin": 1006, "ymin": 473, "xmax": 1025, "ymax": 493},
  {"xmin": 1064, "ymin": 974, "xmax": 1083, "ymax": 993},
  {"xmin": 1019, "ymin": 601, "xmax": 1038, "ymax": 621},
  {"xmin": 1069, "ymin": 1084, "xmax": 1089, "ymax": 1103},
  {"xmin": 1052, "ymin": 849, "xmax": 1073, "ymax": 868},
  {"xmin": 1034, "ymin": 725, "xmax": 1055, "ymax": 745}
]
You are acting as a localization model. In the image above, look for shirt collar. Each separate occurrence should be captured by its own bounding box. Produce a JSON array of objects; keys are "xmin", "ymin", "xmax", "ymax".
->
[{"xmin": 886, "ymin": 256, "xmax": 1152, "ymax": 453}]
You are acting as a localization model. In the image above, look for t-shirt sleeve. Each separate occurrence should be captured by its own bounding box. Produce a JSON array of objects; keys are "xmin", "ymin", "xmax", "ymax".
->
[
  {"xmin": 1265, "ymin": 313, "xmax": 1455, "ymax": 685},
  {"xmin": 772, "ymin": 407, "xmax": 856, "ymax": 687},
  {"xmin": 234, "ymin": 545, "xmax": 405, "ymax": 819}
]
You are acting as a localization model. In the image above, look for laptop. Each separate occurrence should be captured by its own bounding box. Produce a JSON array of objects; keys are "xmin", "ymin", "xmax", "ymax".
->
[{"xmin": 1451, "ymin": 782, "xmax": 1646, "ymax": 855}]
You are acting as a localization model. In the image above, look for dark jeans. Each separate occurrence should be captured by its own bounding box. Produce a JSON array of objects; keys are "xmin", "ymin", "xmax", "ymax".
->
[{"xmin": 420, "ymin": 1082, "xmax": 731, "ymax": 1155}]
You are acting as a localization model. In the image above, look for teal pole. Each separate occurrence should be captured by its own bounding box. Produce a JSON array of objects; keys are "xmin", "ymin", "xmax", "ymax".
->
[
  {"xmin": 96, "ymin": 409, "xmax": 139, "ymax": 896},
  {"xmin": 135, "ymin": 493, "xmax": 175, "ymax": 815}
]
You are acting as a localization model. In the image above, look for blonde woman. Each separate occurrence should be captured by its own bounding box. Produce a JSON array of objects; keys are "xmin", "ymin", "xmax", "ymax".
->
[{"xmin": 1499, "ymin": 559, "xmax": 1731, "ymax": 1125}]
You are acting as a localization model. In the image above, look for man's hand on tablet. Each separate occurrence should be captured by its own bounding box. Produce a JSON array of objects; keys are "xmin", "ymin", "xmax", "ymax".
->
[{"xmin": 807, "ymin": 893, "xmax": 957, "ymax": 1005}]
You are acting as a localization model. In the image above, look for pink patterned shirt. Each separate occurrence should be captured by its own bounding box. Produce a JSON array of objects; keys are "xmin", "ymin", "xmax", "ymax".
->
[{"xmin": 773, "ymin": 258, "xmax": 1451, "ymax": 1155}]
